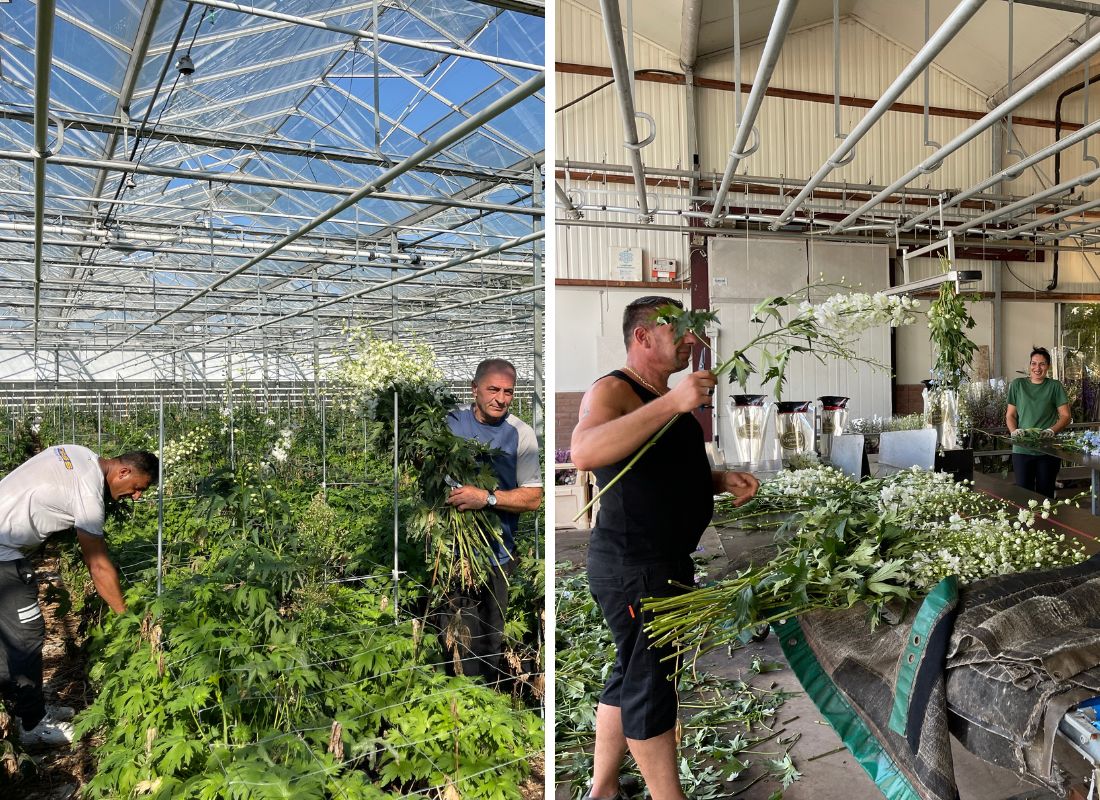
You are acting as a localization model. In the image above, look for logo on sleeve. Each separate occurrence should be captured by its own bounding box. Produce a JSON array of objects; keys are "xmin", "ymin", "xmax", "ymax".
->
[{"xmin": 55, "ymin": 447, "xmax": 73, "ymax": 470}]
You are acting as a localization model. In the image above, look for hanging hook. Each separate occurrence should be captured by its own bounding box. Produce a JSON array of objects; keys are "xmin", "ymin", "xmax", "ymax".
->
[
  {"xmin": 829, "ymin": 147, "xmax": 857, "ymax": 168},
  {"xmin": 625, "ymin": 111, "xmax": 656, "ymax": 150},
  {"xmin": 728, "ymin": 125, "xmax": 760, "ymax": 159}
]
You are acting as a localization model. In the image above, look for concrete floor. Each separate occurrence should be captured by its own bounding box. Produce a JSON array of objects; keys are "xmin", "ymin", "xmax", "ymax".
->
[{"xmin": 553, "ymin": 467, "xmax": 1100, "ymax": 800}]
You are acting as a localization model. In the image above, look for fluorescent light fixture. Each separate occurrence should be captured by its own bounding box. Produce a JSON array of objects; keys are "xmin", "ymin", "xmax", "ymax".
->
[{"xmin": 883, "ymin": 269, "xmax": 982, "ymax": 296}]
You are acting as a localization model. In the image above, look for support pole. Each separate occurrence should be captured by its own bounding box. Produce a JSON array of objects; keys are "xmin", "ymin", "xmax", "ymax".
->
[
  {"xmin": 531, "ymin": 163, "xmax": 543, "ymax": 561},
  {"xmin": 320, "ymin": 393, "xmax": 328, "ymax": 496},
  {"xmin": 392, "ymin": 389, "xmax": 400, "ymax": 617},
  {"xmin": 227, "ymin": 366, "xmax": 236, "ymax": 470},
  {"xmin": 157, "ymin": 394, "xmax": 164, "ymax": 596}
]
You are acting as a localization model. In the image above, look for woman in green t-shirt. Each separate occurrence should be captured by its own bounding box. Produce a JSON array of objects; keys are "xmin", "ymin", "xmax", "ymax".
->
[{"xmin": 1005, "ymin": 346, "xmax": 1071, "ymax": 498}]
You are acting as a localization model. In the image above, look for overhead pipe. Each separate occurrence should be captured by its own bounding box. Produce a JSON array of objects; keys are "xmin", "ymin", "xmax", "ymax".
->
[
  {"xmin": 0, "ymin": 184, "xmax": 534, "ymax": 239},
  {"xmin": 0, "ymin": 275, "xmax": 508, "ymax": 304},
  {"xmin": 85, "ymin": 71, "xmax": 543, "ymax": 361},
  {"xmin": 829, "ymin": 25, "xmax": 1100, "ymax": 233},
  {"xmin": 599, "ymin": 0, "xmax": 656, "ymax": 220},
  {"xmin": 950, "ymin": 162, "xmax": 1100, "ymax": 233},
  {"xmin": 558, "ymin": 159, "xmax": 994, "ymax": 198},
  {"xmin": 770, "ymin": 0, "xmax": 984, "ymax": 230},
  {"xmin": 904, "ymin": 116, "xmax": 1100, "ymax": 232},
  {"xmin": 680, "ymin": 0, "xmax": 703, "ymax": 196},
  {"xmin": 87, "ymin": 0, "xmax": 164, "ymax": 206},
  {"xmin": 1045, "ymin": 71, "xmax": 1100, "ymax": 289},
  {"xmin": 557, "ymin": 215, "xmax": 1100, "ymax": 253},
  {"xmin": 185, "ymin": 0, "xmax": 542, "ymax": 72},
  {"xmin": 1039, "ymin": 216, "xmax": 1100, "ymax": 241},
  {"xmin": 0, "ymin": 149, "xmax": 543, "ymax": 218},
  {"xmin": 0, "ymin": 108, "xmax": 530, "ymax": 185},
  {"xmin": 679, "ymin": 0, "xmax": 703, "ymax": 68},
  {"xmin": 555, "ymin": 181, "xmax": 582, "ymax": 219},
  {"xmin": 706, "ymin": 0, "xmax": 799, "ymax": 226},
  {"xmin": 0, "ymin": 233, "xmax": 532, "ymax": 278},
  {"xmin": 988, "ymin": 11, "xmax": 1095, "ymax": 104},
  {"xmin": 0, "ymin": 220, "xmax": 533, "ymax": 268},
  {"xmin": 1000, "ymin": 196, "xmax": 1100, "ymax": 238},
  {"xmin": 361, "ymin": 285, "xmax": 540, "ymax": 329}
]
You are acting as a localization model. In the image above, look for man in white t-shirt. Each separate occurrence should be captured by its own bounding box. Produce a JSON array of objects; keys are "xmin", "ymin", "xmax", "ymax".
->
[{"xmin": 0, "ymin": 446, "xmax": 158, "ymax": 734}]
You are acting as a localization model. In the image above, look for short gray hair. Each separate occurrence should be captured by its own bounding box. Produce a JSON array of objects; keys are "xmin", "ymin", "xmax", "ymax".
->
[{"xmin": 473, "ymin": 358, "xmax": 517, "ymax": 384}]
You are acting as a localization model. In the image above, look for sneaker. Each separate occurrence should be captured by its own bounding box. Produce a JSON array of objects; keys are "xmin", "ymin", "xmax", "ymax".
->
[
  {"xmin": 581, "ymin": 776, "xmax": 640, "ymax": 800},
  {"xmin": 20, "ymin": 716, "xmax": 74, "ymax": 747},
  {"xmin": 44, "ymin": 705, "xmax": 75, "ymax": 722}
]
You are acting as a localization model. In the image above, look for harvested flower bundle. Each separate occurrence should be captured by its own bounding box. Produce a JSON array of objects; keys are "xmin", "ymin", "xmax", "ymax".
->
[
  {"xmin": 329, "ymin": 333, "xmax": 505, "ymax": 590},
  {"xmin": 647, "ymin": 468, "xmax": 1085, "ymax": 655}
]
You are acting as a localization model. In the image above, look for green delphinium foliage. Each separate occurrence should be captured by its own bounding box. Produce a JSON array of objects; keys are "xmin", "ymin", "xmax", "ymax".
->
[{"xmin": 927, "ymin": 261, "xmax": 979, "ymax": 391}]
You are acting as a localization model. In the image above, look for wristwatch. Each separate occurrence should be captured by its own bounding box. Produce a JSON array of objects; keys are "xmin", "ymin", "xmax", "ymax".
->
[{"xmin": 486, "ymin": 491, "xmax": 498, "ymax": 508}]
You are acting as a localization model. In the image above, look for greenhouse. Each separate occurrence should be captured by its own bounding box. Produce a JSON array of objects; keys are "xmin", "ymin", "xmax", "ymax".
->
[
  {"xmin": 555, "ymin": 2, "xmax": 1100, "ymax": 800},
  {"xmin": 0, "ymin": 1, "xmax": 546, "ymax": 798}
]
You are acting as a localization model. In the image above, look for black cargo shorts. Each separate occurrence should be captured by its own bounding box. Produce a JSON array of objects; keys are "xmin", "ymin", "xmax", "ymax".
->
[{"xmin": 586, "ymin": 554, "xmax": 693, "ymax": 740}]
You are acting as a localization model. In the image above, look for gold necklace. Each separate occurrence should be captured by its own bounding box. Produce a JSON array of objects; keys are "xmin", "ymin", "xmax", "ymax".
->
[{"xmin": 623, "ymin": 366, "xmax": 666, "ymax": 396}]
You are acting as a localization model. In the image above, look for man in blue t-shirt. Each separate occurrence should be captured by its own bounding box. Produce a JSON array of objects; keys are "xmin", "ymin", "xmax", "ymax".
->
[{"xmin": 443, "ymin": 358, "xmax": 542, "ymax": 681}]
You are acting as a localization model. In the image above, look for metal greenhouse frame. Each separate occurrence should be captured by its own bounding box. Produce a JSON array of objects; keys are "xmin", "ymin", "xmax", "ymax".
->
[{"xmin": 0, "ymin": 0, "xmax": 545, "ymax": 412}]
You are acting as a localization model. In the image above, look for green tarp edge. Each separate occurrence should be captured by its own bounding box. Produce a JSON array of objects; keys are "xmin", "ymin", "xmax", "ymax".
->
[
  {"xmin": 888, "ymin": 576, "xmax": 958, "ymax": 737},
  {"xmin": 775, "ymin": 616, "xmax": 923, "ymax": 800}
]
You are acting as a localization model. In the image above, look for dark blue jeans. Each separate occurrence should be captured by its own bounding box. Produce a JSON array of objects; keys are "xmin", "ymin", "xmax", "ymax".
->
[{"xmin": 1012, "ymin": 453, "xmax": 1061, "ymax": 499}]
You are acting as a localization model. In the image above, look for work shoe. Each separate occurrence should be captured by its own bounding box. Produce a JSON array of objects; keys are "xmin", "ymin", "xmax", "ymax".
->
[
  {"xmin": 20, "ymin": 712, "xmax": 74, "ymax": 748},
  {"xmin": 44, "ymin": 705, "xmax": 75, "ymax": 722},
  {"xmin": 581, "ymin": 776, "xmax": 639, "ymax": 800}
]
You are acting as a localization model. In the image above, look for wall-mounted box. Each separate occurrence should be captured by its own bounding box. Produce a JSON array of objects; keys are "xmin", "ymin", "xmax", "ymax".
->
[{"xmin": 651, "ymin": 258, "xmax": 678, "ymax": 281}]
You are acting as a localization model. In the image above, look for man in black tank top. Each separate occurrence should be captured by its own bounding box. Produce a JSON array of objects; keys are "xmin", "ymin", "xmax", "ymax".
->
[{"xmin": 570, "ymin": 296, "xmax": 760, "ymax": 800}]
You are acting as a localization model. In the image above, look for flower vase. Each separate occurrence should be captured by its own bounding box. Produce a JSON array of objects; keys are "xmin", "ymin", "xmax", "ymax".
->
[
  {"xmin": 922, "ymin": 382, "xmax": 959, "ymax": 450},
  {"xmin": 728, "ymin": 394, "xmax": 772, "ymax": 466},
  {"xmin": 939, "ymin": 389, "xmax": 959, "ymax": 450}
]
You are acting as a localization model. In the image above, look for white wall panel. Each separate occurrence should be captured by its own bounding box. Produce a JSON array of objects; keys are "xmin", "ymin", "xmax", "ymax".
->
[
  {"xmin": 707, "ymin": 236, "xmax": 893, "ymax": 456},
  {"xmin": 555, "ymin": 183, "xmax": 689, "ymax": 281},
  {"xmin": 1003, "ymin": 301, "xmax": 1057, "ymax": 375},
  {"xmin": 556, "ymin": 0, "xmax": 681, "ymax": 71},
  {"xmin": 556, "ymin": 0, "xmax": 686, "ymax": 169},
  {"xmin": 692, "ymin": 18, "xmax": 993, "ymax": 192},
  {"xmin": 695, "ymin": 19, "xmax": 984, "ymax": 108},
  {"xmin": 556, "ymin": 286, "xmax": 693, "ymax": 392}
]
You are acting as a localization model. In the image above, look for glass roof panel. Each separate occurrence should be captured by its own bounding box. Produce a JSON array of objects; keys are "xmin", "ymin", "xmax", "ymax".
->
[{"xmin": 0, "ymin": 0, "xmax": 543, "ymax": 377}]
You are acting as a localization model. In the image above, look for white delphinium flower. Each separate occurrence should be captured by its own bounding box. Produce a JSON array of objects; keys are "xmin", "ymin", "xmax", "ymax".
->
[
  {"xmin": 797, "ymin": 293, "xmax": 920, "ymax": 340},
  {"xmin": 328, "ymin": 330, "xmax": 443, "ymax": 404},
  {"xmin": 269, "ymin": 427, "xmax": 293, "ymax": 464}
]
